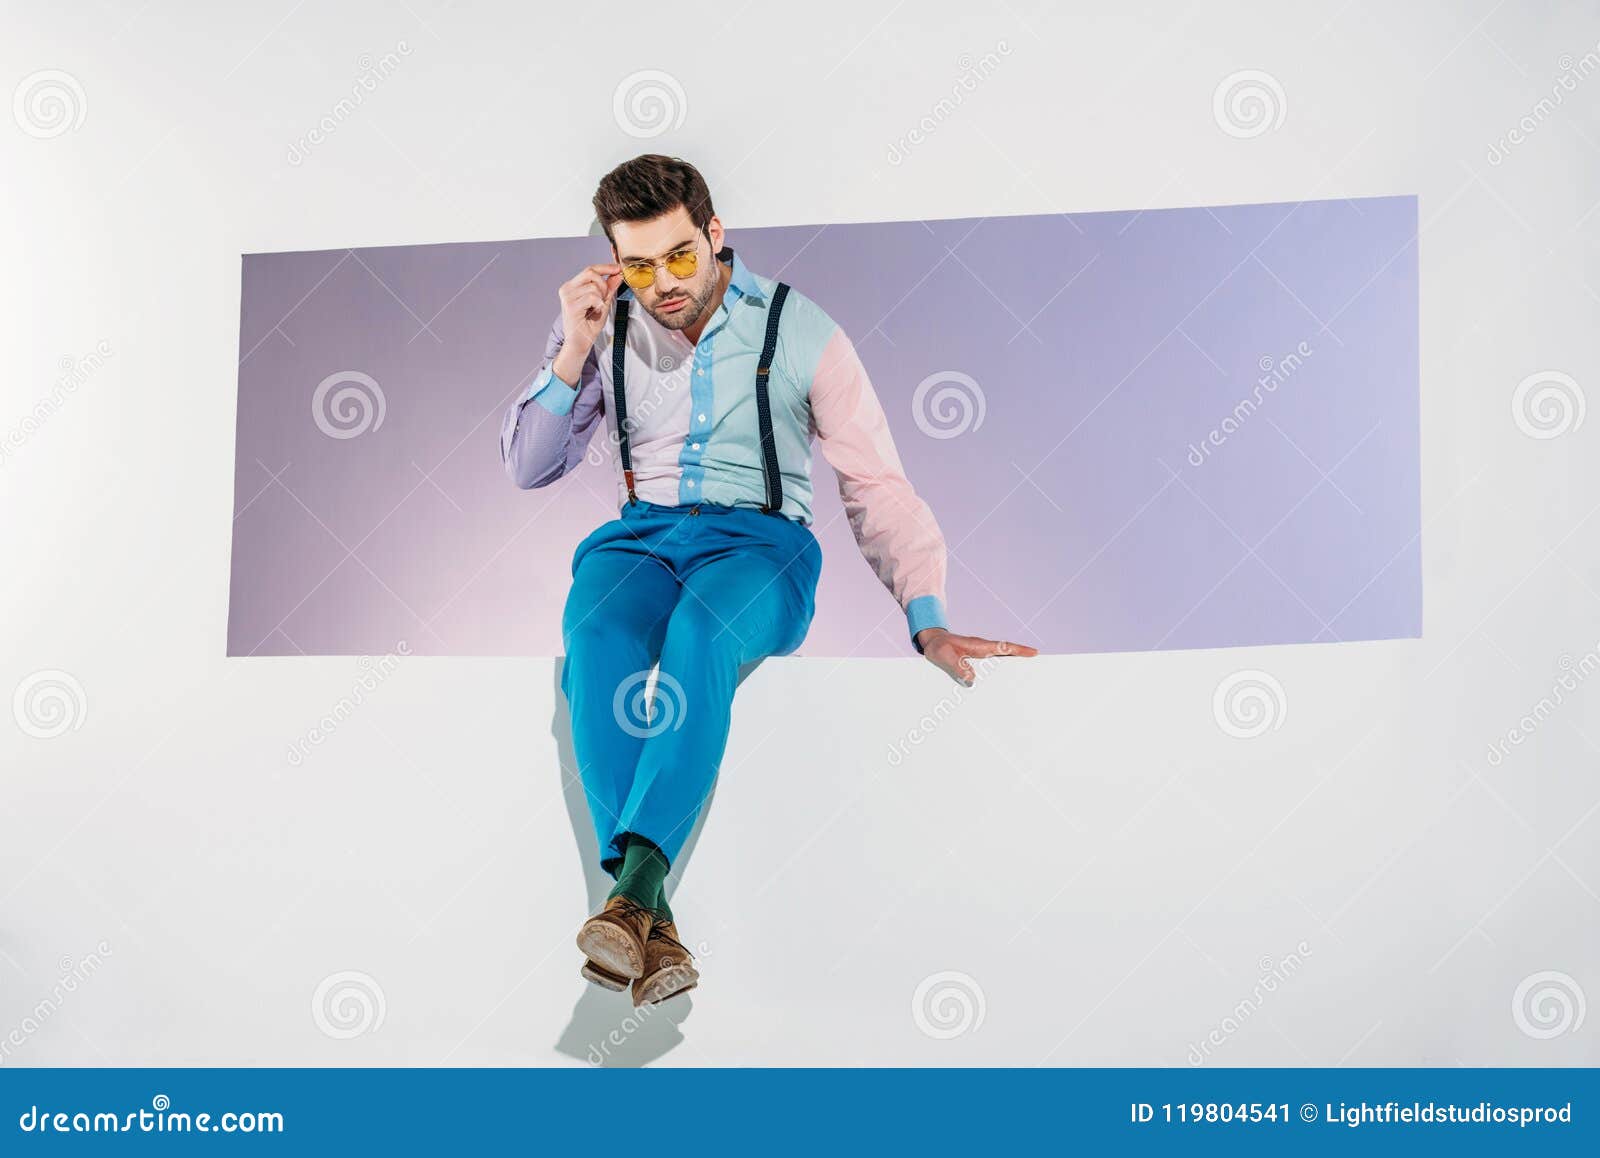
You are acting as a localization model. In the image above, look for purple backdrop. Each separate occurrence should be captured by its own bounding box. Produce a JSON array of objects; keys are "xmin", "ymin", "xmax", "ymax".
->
[{"xmin": 228, "ymin": 196, "xmax": 1420, "ymax": 658}]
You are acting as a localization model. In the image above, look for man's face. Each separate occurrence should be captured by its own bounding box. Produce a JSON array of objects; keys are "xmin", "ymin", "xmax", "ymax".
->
[{"xmin": 611, "ymin": 208, "xmax": 724, "ymax": 332}]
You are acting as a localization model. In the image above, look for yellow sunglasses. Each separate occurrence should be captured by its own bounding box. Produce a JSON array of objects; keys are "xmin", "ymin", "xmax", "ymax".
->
[{"xmin": 619, "ymin": 245, "xmax": 700, "ymax": 290}]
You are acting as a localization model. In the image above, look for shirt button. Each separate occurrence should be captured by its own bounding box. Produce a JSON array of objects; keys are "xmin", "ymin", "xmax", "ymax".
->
[
  {"xmin": 687, "ymin": 479, "xmax": 696, "ymax": 488},
  {"xmin": 691, "ymin": 442, "xmax": 701, "ymax": 450},
  {"xmin": 697, "ymin": 369, "xmax": 705, "ymax": 376},
  {"xmin": 697, "ymin": 414, "xmax": 706, "ymax": 422}
]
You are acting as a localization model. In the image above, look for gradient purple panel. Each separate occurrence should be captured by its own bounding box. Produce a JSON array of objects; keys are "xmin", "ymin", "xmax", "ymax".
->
[{"xmin": 227, "ymin": 196, "xmax": 1420, "ymax": 658}]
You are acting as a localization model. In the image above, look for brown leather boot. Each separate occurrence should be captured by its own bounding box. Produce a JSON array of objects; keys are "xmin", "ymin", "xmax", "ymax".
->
[
  {"xmin": 631, "ymin": 919, "xmax": 700, "ymax": 1007},
  {"xmin": 580, "ymin": 957, "xmax": 629, "ymax": 992},
  {"xmin": 575, "ymin": 895, "xmax": 655, "ymax": 979}
]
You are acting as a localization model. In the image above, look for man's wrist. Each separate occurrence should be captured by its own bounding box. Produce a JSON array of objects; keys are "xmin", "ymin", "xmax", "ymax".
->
[
  {"xmin": 551, "ymin": 347, "xmax": 587, "ymax": 390},
  {"xmin": 906, "ymin": 595, "xmax": 949, "ymax": 653},
  {"xmin": 528, "ymin": 364, "xmax": 579, "ymax": 417}
]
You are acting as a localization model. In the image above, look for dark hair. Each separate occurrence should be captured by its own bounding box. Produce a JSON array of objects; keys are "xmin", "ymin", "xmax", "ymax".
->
[{"xmin": 592, "ymin": 154, "xmax": 715, "ymax": 247}]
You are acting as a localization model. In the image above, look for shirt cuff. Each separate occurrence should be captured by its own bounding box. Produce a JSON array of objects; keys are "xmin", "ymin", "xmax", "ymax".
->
[
  {"xmin": 906, "ymin": 595, "xmax": 948, "ymax": 652},
  {"xmin": 525, "ymin": 365, "xmax": 578, "ymax": 416}
]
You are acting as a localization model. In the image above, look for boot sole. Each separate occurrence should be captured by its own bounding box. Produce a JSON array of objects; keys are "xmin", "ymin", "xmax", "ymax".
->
[
  {"xmin": 633, "ymin": 965, "xmax": 700, "ymax": 1007},
  {"xmin": 575, "ymin": 918, "xmax": 645, "ymax": 978},
  {"xmin": 580, "ymin": 959, "xmax": 629, "ymax": 992}
]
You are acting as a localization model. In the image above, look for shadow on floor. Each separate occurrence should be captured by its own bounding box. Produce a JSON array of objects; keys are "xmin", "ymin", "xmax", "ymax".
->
[{"xmin": 547, "ymin": 658, "xmax": 761, "ymax": 1067}]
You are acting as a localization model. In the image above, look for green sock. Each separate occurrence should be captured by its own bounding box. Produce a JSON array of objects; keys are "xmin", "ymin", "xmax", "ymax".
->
[{"xmin": 608, "ymin": 838, "xmax": 670, "ymax": 915}]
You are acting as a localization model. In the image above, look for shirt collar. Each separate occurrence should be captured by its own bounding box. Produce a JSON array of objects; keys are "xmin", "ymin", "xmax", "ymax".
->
[
  {"xmin": 722, "ymin": 246, "xmax": 765, "ymax": 303},
  {"xmin": 617, "ymin": 245, "xmax": 765, "ymax": 305}
]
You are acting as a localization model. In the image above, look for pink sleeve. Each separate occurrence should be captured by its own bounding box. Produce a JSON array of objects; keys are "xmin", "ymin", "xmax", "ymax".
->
[{"xmin": 809, "ymin": 326, "xmax": 950, "ymax": 645}]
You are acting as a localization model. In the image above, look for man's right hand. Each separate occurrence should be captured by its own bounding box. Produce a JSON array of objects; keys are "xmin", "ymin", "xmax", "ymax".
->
[{"xmin": 553, "ymin": 264, "xmax": 623, "ymax": 385}]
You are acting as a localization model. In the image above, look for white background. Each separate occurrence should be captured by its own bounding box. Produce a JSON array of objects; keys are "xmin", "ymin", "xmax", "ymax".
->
[{"xmin": 2, "ymin": 0, "xmax": 1597, "ymax": 1066}]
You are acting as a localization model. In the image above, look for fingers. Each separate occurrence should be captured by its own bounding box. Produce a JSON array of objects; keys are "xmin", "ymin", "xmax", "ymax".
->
[
  {"xmin": 562, "ymin": 271, "xmax": 607, "ymax": 301},
  {"xmin": 965, "ymin": 637, "xmax": 1040, "ymax": 659},
  {"xmin": 919, "ymin": 633, "xmax": 1036, "ymax": 687},
  {"xmin": 579, "ymin": 263, "xmax": 621, "ymax": 285},
  {"xmin": 561, "ymin": 275, "xmax": 609, "ymax": 319},
  {"xmin": 563, "ymin": 283, "xmax": 603, "ymax": 308},
  {"xmin": 565, "ymin": 294, "xmax": 604, "ymax": 325},
  {"xmin": 930, "ymin": 646, "xmax": 975, "ymax": 686},
  {"xmin": 562, "ymin": 268, "xmax": 627, "ymax": 332},
  {"xmin": 564, "ymin": 264, "xmax": 621, "ymax": 297}
]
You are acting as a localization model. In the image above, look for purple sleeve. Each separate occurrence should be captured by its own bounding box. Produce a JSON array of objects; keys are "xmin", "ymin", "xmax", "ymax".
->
[{"xmin": 498, "ymin": 312, "xmax": 605, "ymax": 489}]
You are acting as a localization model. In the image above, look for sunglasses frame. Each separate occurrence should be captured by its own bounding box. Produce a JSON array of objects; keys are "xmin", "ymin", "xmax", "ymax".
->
[{"xmin": 616, "ymin": 227, "xmax": 714, "ymax": 291}]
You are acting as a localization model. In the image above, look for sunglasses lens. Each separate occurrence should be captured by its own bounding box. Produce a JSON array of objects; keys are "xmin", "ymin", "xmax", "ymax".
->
[{"xmin": 619, "ymin": 249, "xmax": 699, "ymax": 290}]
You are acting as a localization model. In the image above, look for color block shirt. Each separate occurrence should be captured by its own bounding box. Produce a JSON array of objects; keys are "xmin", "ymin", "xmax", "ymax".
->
[{"xmin": 499, "ymin": 247, "xmax": 949, "ymax": 644}]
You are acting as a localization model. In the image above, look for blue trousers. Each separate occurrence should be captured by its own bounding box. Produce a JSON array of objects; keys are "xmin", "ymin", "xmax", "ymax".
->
[{"xmin": 559, "ymin": 500, "xmax": 822, "ymax": 875}]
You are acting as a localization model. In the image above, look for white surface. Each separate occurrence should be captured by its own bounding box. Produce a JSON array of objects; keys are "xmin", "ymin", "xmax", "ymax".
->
[{"xmin": 2, "ymin": 0, "xmax": 1597, "ymax": 1066}]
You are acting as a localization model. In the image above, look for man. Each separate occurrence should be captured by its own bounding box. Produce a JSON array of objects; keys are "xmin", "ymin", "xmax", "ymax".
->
[{"xmin": 500, "ymin": 155, "xmax": 1036, "ymax": 1007}]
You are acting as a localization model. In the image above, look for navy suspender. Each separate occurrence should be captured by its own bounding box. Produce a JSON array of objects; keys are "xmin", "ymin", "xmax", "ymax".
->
[
  {"xmin": 608, "ymin": 281, "xmax": 791, "ymax": 514},
  {"xmin": 611, "ymin": 299, "xmax": 637, "ymax": 503},
  {"xmin": 753, "ymin": 283, "xmax": 790, "ymax": 513}
]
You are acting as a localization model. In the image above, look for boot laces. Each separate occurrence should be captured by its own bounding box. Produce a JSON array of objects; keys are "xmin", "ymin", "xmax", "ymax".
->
[
  {"xmin": 647, "ymin": 921, "xmax": 687, "ymax": 953},
  {"xmin": 609, "ymin": 896, "xmax": 655, "ymax": 923}
]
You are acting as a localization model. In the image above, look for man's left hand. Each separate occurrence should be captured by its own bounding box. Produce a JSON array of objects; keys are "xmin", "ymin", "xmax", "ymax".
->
[{"xmin": 914, "ymin": 628, "xmax": 1039, "ymax": 686}]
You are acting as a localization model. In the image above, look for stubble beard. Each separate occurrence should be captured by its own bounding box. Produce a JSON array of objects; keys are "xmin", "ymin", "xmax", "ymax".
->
[{"xmin": 648, "ymin": 261, "xmax": 722, "ymax": 332}]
